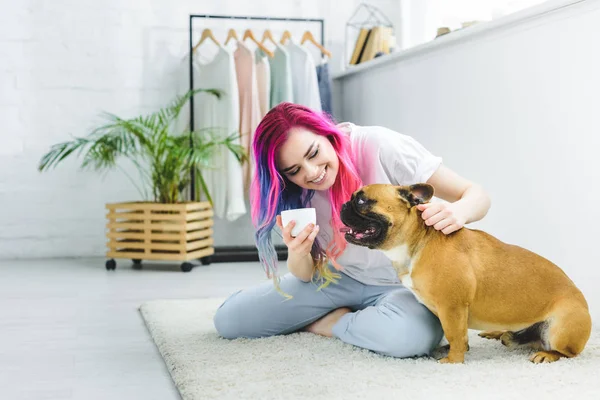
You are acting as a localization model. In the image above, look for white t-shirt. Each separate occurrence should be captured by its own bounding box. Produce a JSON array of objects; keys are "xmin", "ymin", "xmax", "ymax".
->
[{"xmin": 309, "ymin": 123, "xmax": 442, "ymax": 286}]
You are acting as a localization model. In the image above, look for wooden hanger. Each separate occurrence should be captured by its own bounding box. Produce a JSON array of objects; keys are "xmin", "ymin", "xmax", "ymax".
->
[
  {"xmin": 280, "ymin": 30, "xmax": 292, "ymax": 45},
  {"xmin": 261, "ymin": 29, "xmax": 278, "ymax": 46},
  {"xmin": 300, "ymin": 31, "xmax": 332, "ymax": 58},
  {"xmin": 242, "ymin": 29, "xmax": 274, "ymax": 58},
  {"xmin": 224, "ymin": 29, "xmax": 238, "ymax": 45},
  {"xmin": 192, "ymin": 28, "xmax": 221, "ymax": 53}
]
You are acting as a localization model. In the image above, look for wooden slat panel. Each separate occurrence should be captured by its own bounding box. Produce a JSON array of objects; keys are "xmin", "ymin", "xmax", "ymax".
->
[
  {"xmin": 106, "ymin": 201, "xmax": 211, "ymax": 211},
  {"xmin": 185, "ymin": 210, "xmax": 214, "ymax": 221},
  {"xmin": 107, "ymin": 231, "xmax": 213, "ymax": 242},
  {"xmin": 147, "ymin": 213, "xmax": 186, "ymax": 221},
  {"xmin": 108, "ymin": 240, "xmax": 183, "ymax": 251},
  {"xmin": 107, "ymin": 222, "xmax": 185, "ymax": 231},
  {"xmin": 107, "ymin": 231, "xmax": 183, "ymax": 240},
  {"xmin": 180, "ymin": 224, "xmax": 187, "ymax": 252},
  {"xmin": 143, "ymin": 209, "xmax": 151, "ymax": 256},
  {"xmin": 106, "ymin": 202, "xmax": 187, "ymax": 211},
  {"xmin": 185, "ymin": 202, "xmax": 211, "ymax": 211},
  {"xmin": 106, "ymin": 213, "xmax": 145, "ymax": 221},
  {"xmin": 184, "ymin": 220, "xmax": 213, "ymax": 231},
  {"xmin": 186, "ymin": 237, "xmax": 214, "ymax": 251},
  {"xmin": 183, "ymin": 247, "xmax": 215, "ymax": 261},
  {"xmin": 185, "ymin": 229, "xmax": 213, "ymax": 241},
  {"xmin": 186, "ymin": 221, "xmax": 218, "ymax": 231},
  {"xmin": 107, "ymin": 232, "xmax": 145, "ymax": 240},
  {"xmin": 146, "ymin": 222, "xmax": 187, "ymax": 230},
  {"xmin": 107, "ymin": 222, "xmax": 147, "ymax": 231},
  {"xmin": 106, "ymin": 212, "xmax": 185, "ymax": 222}
]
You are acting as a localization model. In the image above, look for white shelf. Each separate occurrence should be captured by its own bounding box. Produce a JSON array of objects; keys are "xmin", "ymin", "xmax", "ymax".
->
[{"xmin": 332, "ymin": 0, "xmax": 587, "ymax": 80}]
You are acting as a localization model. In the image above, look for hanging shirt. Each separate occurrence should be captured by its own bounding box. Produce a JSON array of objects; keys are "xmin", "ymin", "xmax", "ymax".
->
[
  {"xmin": 267, "ymin": 44, "xmax": 294, "ymax": 108},
  {"xmin": 234, "ymin": 42, "xmax": 261, "ymax": 194},
  {"xmin": 310, "ymin": 123, "xmax": 443, "ymax": 286},
  {"xmin": 284, "ymin": 41, "xmax": 322, "ymax": 112},
  {"xmin": 177, "ymin": 48, "xmax": 246, "ymax": 221},
  {"xmin": 254, "ymin": 49, "xmax": 271, "ymax": 118},
  {"xmin": 316, "ymin": 61, "xmax": 333, "ymax": 116}
]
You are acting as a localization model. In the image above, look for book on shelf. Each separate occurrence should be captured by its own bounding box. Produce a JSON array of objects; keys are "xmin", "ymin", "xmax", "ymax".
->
[
  {"xmin": 350, "ymin": 25, "xmax": 393, "ymax": 65},
  {"xmin": 350, "ymin": 28, "xmax": 370, "ymax": 65}
]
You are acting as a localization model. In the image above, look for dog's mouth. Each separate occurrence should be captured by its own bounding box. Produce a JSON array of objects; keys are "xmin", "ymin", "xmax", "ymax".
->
[
  {"xmin": 339, "ymin": 225, "xmax": 379, "ymax": 241},
  {"xmin": 339, "ymin": 214, "xmax": 387, "ymax": 248}
]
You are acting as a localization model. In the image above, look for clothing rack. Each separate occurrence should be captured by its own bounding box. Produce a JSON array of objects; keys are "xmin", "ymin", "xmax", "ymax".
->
[{"xmin": 188, "ymin": 14, "xmax": 325, "ymax": 263}]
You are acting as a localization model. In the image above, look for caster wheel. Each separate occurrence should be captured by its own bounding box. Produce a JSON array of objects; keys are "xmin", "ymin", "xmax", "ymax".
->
[
  {"xmin": 200, "ymin": 256, "xmax": 211, "ymax": 266},
  {"xmin": 132, "ymin": 259, "xmax": 142, "ymax": 269},
  {"xmin": 105, "ymin": 259, "xmax": 116, "ymax": 270},
  {"xmin": 181, "ymin": 262, "xmax": 194, "ymax": 272}
]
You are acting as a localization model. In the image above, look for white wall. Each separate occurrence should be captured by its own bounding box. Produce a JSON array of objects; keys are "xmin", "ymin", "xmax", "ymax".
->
[
  {"xmin": 334, "ymin": 0, "xmax": 600, "ymax": 319},
  {"xmin": 398, "ymin": 0, "xmax": 548, "ymax": 49},
  {"xmin": 0, "ymin": 0, "xmax": 382, "ymax": 258}
]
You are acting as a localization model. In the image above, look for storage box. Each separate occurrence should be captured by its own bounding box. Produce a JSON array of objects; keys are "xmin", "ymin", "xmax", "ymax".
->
[{"xmin": 105, "ymin": 201, "xmax": 214, "ymax": 271}]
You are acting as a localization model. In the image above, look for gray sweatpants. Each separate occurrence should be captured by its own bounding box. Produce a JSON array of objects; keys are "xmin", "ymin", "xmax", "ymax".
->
[{"xmin": 213, "ymin": 266, "xmax": 444, "ymax": 358}]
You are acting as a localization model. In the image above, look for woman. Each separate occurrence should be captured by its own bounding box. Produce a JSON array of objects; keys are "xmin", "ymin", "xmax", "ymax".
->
[{"xmin": 213, "ymin": 102, "xmax": 491, "ymax": 358}]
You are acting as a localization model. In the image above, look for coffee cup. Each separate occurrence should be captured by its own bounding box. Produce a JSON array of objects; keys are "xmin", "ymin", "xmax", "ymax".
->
[{"xmin": 280, "ymin": 208, "xmax": 317, "ymax": 237}]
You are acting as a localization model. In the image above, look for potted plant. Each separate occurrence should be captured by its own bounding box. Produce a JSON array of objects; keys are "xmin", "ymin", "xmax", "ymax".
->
[{"xmin": 38, "ymin": 89, "xmax": 246, "ymax": 272}]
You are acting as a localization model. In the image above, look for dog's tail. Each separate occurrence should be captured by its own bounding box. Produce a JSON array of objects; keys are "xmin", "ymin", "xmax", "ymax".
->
[{"xmin": 510, "ymin": 321, "xmax": 549, "ymax": 346}]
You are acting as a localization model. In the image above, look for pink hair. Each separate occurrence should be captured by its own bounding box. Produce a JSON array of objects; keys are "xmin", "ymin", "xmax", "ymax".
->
[{"xmin": 251, "ymin": 103, "xmax": 362, "ymax": 290}]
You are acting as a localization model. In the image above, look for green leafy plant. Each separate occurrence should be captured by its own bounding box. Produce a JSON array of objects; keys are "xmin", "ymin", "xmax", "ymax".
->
[{"xmin": 38, "ymin": 89, "xmax": 246, "ymax": 205}]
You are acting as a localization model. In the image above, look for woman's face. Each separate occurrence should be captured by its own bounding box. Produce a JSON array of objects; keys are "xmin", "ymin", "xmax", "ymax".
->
[{"xmin": 276, "ymin": 127, "xmax": 339, "ymax": 191}]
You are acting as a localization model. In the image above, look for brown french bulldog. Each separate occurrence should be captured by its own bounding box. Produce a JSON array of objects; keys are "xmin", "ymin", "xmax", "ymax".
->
[{"xmin": 340, "ymin": 183, "xmax": 591, "ymax": 364}]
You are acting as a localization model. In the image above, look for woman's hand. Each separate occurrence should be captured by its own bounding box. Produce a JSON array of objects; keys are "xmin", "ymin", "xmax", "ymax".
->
[
  {"xmin": 416, "ymin": 202, "xmax": 467, "ymax": 235},
  {"xmin": 276, "ymin": 215, "xmax": 320, "ymax": 258}
]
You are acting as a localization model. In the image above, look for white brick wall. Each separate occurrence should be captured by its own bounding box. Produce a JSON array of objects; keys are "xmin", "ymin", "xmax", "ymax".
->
[{"xmin": 0, "ymin": 0, "xmax": 399, "ymax": 259}]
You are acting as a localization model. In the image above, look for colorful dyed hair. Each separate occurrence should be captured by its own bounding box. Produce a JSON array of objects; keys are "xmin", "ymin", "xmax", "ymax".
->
[{"xmin": 250, "ymin": 102, "xmax": 363, "ymax": 297}]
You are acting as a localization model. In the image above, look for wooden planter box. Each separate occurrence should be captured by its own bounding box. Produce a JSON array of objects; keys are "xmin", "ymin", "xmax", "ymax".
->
[{"xmin": 105, "ymin": 201, "xmax": 214, "ymax": 272}]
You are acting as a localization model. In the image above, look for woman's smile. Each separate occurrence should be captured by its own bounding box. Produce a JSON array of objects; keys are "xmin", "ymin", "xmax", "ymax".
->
[
  {"xmin": 308, "ymin": 166, "xmax": 327, "ymax": 185},
  {"xmin": 277, "ymin": 127, "xmax": 339, "ymax": 191}
]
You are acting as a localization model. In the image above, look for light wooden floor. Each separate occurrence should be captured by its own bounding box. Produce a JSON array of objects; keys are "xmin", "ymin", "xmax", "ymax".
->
[{"xmin": 0, "ymin": 257, "xmax": 271, "ymax": 400}]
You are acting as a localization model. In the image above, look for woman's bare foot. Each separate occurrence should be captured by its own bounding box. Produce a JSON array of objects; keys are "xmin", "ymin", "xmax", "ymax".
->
[{"xmin": 304, "ymin": 307, "xmax": 351, "ymax": 337}]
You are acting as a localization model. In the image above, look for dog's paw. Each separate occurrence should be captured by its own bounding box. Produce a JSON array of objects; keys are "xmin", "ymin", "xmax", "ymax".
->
[
  {"xmin": 500, "ymin": 332, "xmax": 517, "ymax": 349},
  {"xmin": 438, "ymin": 355, "xmax": 464, "ymax": 364},
  {"xmin": 431, "ymin": 344, "xmax": 450, "ymax": 360},
  {"xmin": 478, "ymin": 330, "xmax": 506, "ymax": 340},
  {"xmin": 432, "ymin": 344, "xmax": 470, "ymax": 360},
  {"xmin": 530, "ymin": 351, "xmax": 562, "ymax": 364}
]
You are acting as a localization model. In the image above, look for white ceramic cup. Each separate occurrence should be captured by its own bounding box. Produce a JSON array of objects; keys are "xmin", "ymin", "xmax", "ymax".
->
[{"xmin": 280, "ymin": 208, "xmax": 316, "ymax": 237}]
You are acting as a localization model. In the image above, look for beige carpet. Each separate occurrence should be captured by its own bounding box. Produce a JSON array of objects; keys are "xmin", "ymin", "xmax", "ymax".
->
[{"xmin": 140, "ymin": 298, "xmax": 599, "ymax": 400}]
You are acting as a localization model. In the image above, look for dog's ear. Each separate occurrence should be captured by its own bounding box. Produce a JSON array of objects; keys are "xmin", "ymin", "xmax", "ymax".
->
[{"xmin": 397, "ymin": 184, "xmax": 434, "ymax": 207}]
